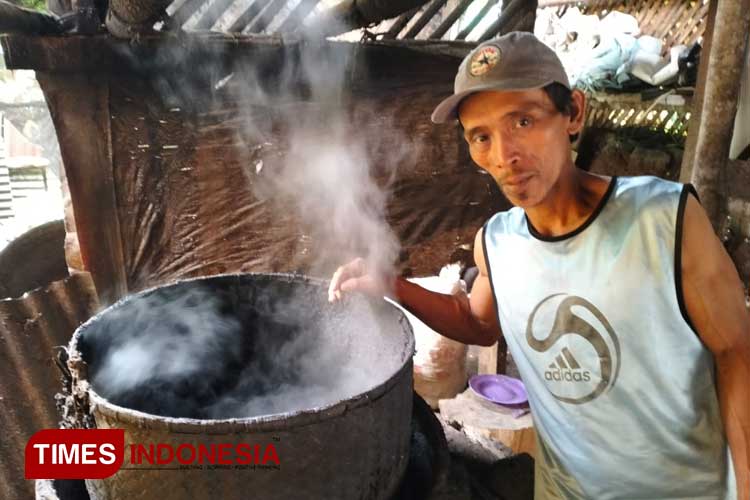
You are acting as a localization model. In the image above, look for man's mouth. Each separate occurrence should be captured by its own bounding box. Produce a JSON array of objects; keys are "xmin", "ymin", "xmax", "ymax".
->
[{"xmin": 502, "ymin": 173, "xmax": 534, "ymax": 188}]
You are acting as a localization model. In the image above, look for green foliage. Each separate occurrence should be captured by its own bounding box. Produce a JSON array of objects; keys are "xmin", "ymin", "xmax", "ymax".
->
[{"xmin": 18, "ymin": 0, "xmax": 47, "ymax": 11}]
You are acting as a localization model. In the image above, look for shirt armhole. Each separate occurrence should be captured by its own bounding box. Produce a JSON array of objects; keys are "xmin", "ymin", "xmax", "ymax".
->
[
  {"xmin": 674, "ymin": 183, "xmax": 699, "ymax": 333},
  {"xmin": 481, "ymin": 219, "xmax": 502, "ymax": 325}
]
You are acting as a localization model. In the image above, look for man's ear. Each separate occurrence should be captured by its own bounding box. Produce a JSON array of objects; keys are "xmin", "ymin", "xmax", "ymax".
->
[{"xmin": 567, "ymin": 89, "xmax": 586, "ymax": 136}]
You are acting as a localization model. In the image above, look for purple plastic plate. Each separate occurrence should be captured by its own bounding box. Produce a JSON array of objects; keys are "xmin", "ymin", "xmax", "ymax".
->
[{"xmin": 469, "ymin": 374, "xmax": 528, "ymax": 405}]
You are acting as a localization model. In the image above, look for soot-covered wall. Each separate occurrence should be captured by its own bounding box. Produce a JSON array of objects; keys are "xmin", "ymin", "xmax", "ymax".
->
[{"xmin": 3, "ymin": 35, "xmax": 506, "ymax": 301}]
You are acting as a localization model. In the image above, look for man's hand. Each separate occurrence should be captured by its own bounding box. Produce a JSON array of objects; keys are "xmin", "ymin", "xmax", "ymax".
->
[
  {"xmin": 327, "ymin": 228, "xmax": 501, "ymax": 347},
  {"xmin": 327, "ymin": 257, "xmax": 392, "ymax": 303}
]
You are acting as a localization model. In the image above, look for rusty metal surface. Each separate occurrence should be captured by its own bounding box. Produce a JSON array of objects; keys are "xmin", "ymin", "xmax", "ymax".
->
[{"xmin": 0, "ymin": 273, "xmax": 99, "ymax": 500}]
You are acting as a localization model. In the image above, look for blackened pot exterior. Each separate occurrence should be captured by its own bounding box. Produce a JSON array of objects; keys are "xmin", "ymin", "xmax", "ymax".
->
[{"xmin": 67, "ymin": 273, "xmax": 415, "ymax": 500}]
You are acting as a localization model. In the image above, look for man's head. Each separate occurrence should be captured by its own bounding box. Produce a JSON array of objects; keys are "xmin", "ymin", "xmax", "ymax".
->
[{"xmin": 432, "ymin": 32, "xmax": 586, "ymax": 208}]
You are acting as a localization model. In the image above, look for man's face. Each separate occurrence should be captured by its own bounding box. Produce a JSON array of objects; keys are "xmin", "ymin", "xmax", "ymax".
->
[{"xmin": 458, "ymin": 89, "xmax": 580, "ymax": 208}]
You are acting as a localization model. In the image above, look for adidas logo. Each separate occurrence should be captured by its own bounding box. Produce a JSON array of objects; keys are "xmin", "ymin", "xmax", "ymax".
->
[{"xmin": 544, "ymin": 347, "xmax": 592, "ymax": 382}]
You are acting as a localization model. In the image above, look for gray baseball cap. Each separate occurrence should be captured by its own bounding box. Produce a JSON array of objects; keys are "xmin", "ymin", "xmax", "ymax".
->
[{"xmin": 431, "ymin": 31, "xmax": 570, "ymax": 123}]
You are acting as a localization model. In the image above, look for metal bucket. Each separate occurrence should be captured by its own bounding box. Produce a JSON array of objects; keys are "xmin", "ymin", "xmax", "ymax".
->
[{"xmin": 67, "ymin": 273, "xmax": 415, "ymax": 500}]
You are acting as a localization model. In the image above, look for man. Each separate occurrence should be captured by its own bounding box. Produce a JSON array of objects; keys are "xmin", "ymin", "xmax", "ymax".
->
[{"xmin": 328, "ymin": 32, "xmax": 748, "ymax": 499}]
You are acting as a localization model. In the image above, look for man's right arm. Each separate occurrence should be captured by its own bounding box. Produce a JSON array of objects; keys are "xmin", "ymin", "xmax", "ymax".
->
[
  {"xmin": 392, "ymin": 227, "xmax": 501, "ymax": 346},
  {"xmin": 328, "ymin": 228, "xmax": 502, "ymax": 346}
]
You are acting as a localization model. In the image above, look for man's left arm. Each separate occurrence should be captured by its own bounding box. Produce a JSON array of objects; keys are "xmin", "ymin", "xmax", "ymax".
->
[{"xmin": 682, "ymin": 194, "xmax": 750, "ymax": 500}]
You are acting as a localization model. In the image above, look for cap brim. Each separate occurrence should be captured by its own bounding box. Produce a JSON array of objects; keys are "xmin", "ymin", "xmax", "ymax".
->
[{"xmin": 430, "ymin": 79, "xmax": 558, "ymax": 124}]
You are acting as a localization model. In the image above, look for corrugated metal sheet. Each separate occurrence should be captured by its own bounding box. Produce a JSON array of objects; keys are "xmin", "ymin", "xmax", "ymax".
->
[
  {"xmin": 169, "ymin": 0, "xmax": 327, "ymax": 34},
  {"xmin": 0, "ymin": 163, "xmax": 11, "ymax": 221},
  {"xmin": 0, "ymin": 272, "xmax": 98, "ymax": 500},
  {"xmin": 163, "ymin": 0, "xmax": 532, "ymax": 40}
]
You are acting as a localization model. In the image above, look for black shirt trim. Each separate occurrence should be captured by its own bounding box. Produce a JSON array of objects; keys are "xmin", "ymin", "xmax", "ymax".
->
[
  {"xmin": 674, "ymin": 183, "xmax": 699, "ymax": 333},
  {"xmin": 481, "ymin": 220, "xmax": 502, "ymax": 337},
  {"xmin": 525, "ymin": 176, "xmax": 618, "ymax": 242}
]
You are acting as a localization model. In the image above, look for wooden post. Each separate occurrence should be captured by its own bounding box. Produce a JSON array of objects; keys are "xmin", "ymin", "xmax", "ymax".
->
[
  {"xmin": 35, "ymin": 72, "xmax": 129, "ymax": 303},
  {"xmin": 478, "ymin": 337, "xmax": 508, "ymax": 375},
  {"xmin": 679, "ymin": 0, "xmax": 750, "ymax": 231},
  {"xmin": 0, "ymin": 0, "xmax": 59, "ymax": 35}
]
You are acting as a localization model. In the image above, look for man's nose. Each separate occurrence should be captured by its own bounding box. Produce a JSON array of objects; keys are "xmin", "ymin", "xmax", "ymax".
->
[{"xmin": 490, "ymin": 134, "xmax": 521, "ymax": 169}]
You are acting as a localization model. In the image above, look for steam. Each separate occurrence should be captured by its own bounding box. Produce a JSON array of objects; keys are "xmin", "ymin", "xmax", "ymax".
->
[
  {"xmin": 79, "ymin": 36, "xmax": 414, "ymax": 420},
  {"xmin": 84, "ymin": 280, "xmax": 406, "ymax": 419},
  {"xmin": 239, "ymin": 40, "xmax": 407, "ymax": 284}
]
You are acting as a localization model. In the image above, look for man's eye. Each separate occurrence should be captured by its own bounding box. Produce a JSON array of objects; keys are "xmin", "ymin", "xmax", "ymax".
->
[
  {"xmin": 515, "ymin": 117, "xmax": 532, "ymax": 128},
  {"xmin": 472, "ymin": 134, "xmax": 489, "ymax": 144}
]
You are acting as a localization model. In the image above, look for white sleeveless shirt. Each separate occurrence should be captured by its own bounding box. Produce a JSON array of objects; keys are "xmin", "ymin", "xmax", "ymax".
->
[{"xmin": 482, "ymin": 175, "xmax": 736, "ymax": 499}]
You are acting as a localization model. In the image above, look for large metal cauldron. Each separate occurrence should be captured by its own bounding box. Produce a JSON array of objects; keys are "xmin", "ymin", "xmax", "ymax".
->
[{"xmin": 67, "ymin": 273, "xmax": 415, "ymax": 500}]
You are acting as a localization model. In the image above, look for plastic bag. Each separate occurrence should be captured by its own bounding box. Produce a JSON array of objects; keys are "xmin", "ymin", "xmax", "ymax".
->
[{"xmin": 403, "ymin": 264, "xmax": 469, "ymax": 409}]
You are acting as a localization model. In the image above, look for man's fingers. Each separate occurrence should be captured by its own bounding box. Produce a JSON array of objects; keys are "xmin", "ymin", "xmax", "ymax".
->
[
  {"xmin": 328, "ymin": 258, "xmax": 369, "ymax": 303},
  {"xmin": 328, "ymin": 267, "xmax": 344, "ymax": 302},
  {"xmin": 340, "ymin": 277, "xmax": 366, "ymax": 293}
]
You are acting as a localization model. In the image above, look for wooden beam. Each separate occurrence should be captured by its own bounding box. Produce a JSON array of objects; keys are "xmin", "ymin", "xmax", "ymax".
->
[
  {"xmin": 367, "ymin": 38, "xmax": 474, "ymax": 58},
  {"xmin": 304, "ymin": 0, "xmax": 432, "ymax": 38},
  {"xmin": 680, "ymin": 0, "xmax": 716, "ymax": 187},
  {"xmin": 478, "ymin": 339, "xmax": 508, "ymax": 375},
  {"xmin": 193, "ymin": 0, "xmax": 235, "ymax": 30},
  {"xmin": 245, "ymin": 0, "xmax": 287, "ymax": 33},
  {"xmin": 35, "ymin": 73, "xmax": 129, "ymax": 303},
  {"xmin": 456, "ymin": 0, "xmax": 498, "ymax": 41},
  {"xmin": 0, "ymin": 33, "xmax": 287, "ymax": 73},
  {"xmin": 680, "ymin": 0, "xmax": 750, "ymax": 231},
  {"xmin": 428, "ymin": 0, "xmax": 473, "ymax": 40},
  {"xmin": 402, "ymin": 0, "xmax": 450, "ymax": 39},
  {"xmin": 352, "ymin": 0, "xmax": 432, "ymax": 26},
  {"xmin": 477, "ymin": 0, "xmax": 525, "ymax": 42},
  {"xmin": 277, "ymin": 0, "xmax": 321, "ymax": 33},
  {"xmin": 227, "ymin": 0, "xmax": 265, "ymax": 33},
  {"xmin": 0, "ymin": 0, "xmax": 60, "ymax": 35},
  {"xmin": 170, "ymin": 0, "xmax": 206, "ymax": 27},
  {"xmin": 382, "ymin": 7, "xmax": 420, "ymax": 39}
]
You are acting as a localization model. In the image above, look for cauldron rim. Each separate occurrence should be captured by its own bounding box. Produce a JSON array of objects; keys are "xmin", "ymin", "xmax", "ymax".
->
[{"xmin": 69, "ymin": 272, "xmax": 415, "ymax": 433}]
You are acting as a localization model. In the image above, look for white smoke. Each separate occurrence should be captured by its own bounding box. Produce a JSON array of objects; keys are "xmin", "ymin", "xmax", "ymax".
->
[
  {"xmin": 90, "ymin": 287, "xmax": 243, "ymax": 397},
  {"xmin": 80, "ymin": 36, "xmax": 414, "ymax": 420},
  {"xmin": 239, "ymin": 40, "xmax": 409, "ymax": 285},
  {"xmin": 84, "ymin": 280, "xmax": 407, "ymax": 419}
]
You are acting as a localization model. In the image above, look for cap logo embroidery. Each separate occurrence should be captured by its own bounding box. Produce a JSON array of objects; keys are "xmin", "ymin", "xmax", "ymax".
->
[{"xmin": 469, "ymin": 45, "xmax": 501, "ymax": 77}]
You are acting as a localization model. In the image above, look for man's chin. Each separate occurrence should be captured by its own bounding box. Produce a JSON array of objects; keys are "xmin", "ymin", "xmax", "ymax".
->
[{"xmin": 502, "ymin": 189, "xmax": 533, "ymax": 207}]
